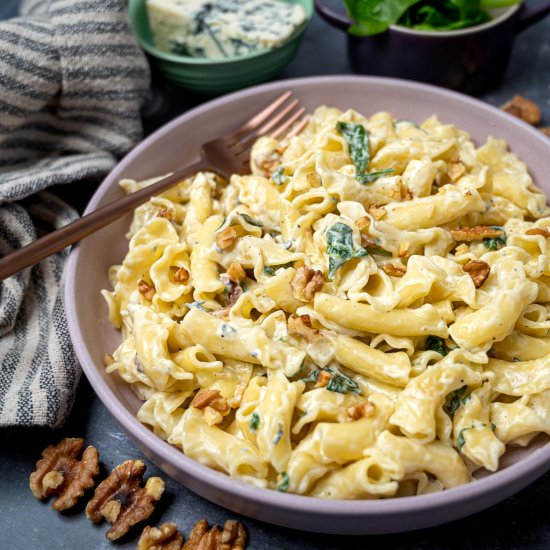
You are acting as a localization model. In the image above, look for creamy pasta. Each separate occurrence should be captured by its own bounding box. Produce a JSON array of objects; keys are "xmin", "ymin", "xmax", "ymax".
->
[{"xmin": 102, "ymin": 106, "xmax": 550, "ymax": 498}]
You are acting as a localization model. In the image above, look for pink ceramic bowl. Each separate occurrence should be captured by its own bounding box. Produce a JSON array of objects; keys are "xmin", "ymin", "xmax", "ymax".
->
[{"xmin": 65, "ymin": 76, "xmax": 550, "ymax": 535}]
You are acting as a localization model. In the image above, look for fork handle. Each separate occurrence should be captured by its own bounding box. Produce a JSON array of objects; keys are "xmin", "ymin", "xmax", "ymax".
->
[{"xmin": 0, "ymin": 160, "xmax": 210, "ymax": 282}]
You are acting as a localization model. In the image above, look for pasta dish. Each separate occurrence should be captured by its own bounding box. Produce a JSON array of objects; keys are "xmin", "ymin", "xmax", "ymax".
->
[{"xmin": 102, "ymin": 106, "xmax": 550, "ymax": 499}]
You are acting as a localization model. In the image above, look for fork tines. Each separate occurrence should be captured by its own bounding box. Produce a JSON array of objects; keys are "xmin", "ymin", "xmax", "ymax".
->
[{"xmin": 227, "ymin": 91, "xmax": 307, "ymax": 158}]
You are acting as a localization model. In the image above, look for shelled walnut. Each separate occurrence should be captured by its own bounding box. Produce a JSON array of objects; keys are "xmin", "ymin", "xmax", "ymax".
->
[
  {"xmin": 29, "ymin": 437, "xmax": 99, "ymax": 511},
  {"xmin": 86, "ymin": 459, "xmax": 165, "ymax": 541},
  {"xmin": 216, "ymin": 227, "xmax": 238, "ymax": 250},
  {"xmin": 138, "ymin": 279, "xmax": 156, "ymax": 301},
  {"xmin": 463, "ymin": 260, "xmax": 491, "ymax": 288},
  {"xmin": 347, "ymin": 401, "xmax": 375, "ymax": 421},
  {"xmin": 137, "ymin": 522, "xmax": 183, "ymax": 550},
  {"xmin": 182, "ymin": 519, "xmax": 247, "ymax": 550},
  {"xmin": 450, "ymin": 226, "xmax": 504, "ymax": 242},
  {"xmin": 287, "ymin": 314, "xmax": 320, "ymax": 342},
  {"xmin": 501, "ymin": 95, "xmax": 541, "ymax": 126},
  {"xmin": 290, "ymin": 266, "xmax": 324, "ymax": 302}
]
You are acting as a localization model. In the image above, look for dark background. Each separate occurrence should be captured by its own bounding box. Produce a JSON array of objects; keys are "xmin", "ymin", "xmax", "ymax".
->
[{"xmin": 1, "ymin": 0, "xmax": 549, "ymax": 548}]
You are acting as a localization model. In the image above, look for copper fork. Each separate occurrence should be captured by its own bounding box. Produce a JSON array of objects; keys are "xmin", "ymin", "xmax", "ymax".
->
[{"xmin": 0, "ymin": 91, "xmax": 307, "ymax": 281}]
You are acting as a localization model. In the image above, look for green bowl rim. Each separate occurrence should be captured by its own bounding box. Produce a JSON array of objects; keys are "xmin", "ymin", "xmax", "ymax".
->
[{"xmin": 129, "ymin": 0, "xmax": 314, "ymax": 65}]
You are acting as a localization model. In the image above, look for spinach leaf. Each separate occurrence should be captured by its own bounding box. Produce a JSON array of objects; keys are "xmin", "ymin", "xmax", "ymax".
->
[
  {"xmin": 343, "ymin": 0, "xmax": 422, "ymax": 36},
  {"xmin": 343, "ymin": 0, "xmax": 516, "ymax": 36},
  {"xmin": 301, "ymin": 367, "xmax": 361, "ymax": 395},
  {"xmin": 483, "ymin": 226, "xmax": 506, "ymax": 250},
  {"xmin": 457, "ymin": 422, "xmax": 494, "ymax": 450},
  {"xmin": 326, "ymin": 222, "xmax": 368, "ymax": 280},
  {"xmin": 457, "ymin": 426, "xmax": 470, "ymax": 450},
  {"xmin": 407, "ymin": 0, "xmax": 490, "ymax": 31},
  {"xmin": 301, "ymin": 369, "xmax": 321, "ymax": 384},
  {"xmin": 326, "ymin": 368, "xmax": 361, "ymax": 394},
  {"xmin": 364, "ymin": 244, "xmax": 392, "ymax": 257},
  {"xmin": 444, "ymin": 386, "xmax": 470, "ymax": 417},
  {"xmin": 480, "ymin": 0, "xmax": 519, "ymax": 6},
  {"xmin": 249, "ymin": 412, "xmax": 260, "ymax": 432},
  {"xmin": 264, "ymin": 261, "xmax": 294, "ymax": 276},
  {"xmin": 336, "ymin": 121, "xmax": 370, "ymax": 181},
  {"xmin": 277, "ymin": 472, "xmax": 290, "ymax": 492},
  {"xmin": 362, "ymin": 168, "xmax": 395, "ymax": 184},
  {"xmin": 271, "ymin": 166, "xmax": 288, "ymax": 186},
  {"xmin": 426, "ymin": 335, "xmax": 447, "ymax": 356},
  {"xmin": 240, "ymin": 212, "xmax": 263, "ymax": 227}
]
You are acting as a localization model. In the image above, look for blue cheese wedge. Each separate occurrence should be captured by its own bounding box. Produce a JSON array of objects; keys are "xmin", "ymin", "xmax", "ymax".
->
[{"xmin": 146, "ymin": 0, "xmax": 307, "ymax": 58}]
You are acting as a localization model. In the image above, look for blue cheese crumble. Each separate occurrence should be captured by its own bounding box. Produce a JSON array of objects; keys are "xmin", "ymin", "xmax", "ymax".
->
[{"xmin": 146, "ymin": 0, "xmax": 307, "ymax": 58}]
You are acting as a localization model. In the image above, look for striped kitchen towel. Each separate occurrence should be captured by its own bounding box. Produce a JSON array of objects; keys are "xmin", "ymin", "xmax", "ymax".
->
[{"xmin": 0, "ymin": 0, "xmax": 150, "ymax": 427}]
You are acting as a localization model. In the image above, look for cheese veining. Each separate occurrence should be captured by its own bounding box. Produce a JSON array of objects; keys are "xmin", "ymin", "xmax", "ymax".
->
[{"xmin": 147, "ymin": 0, "xmax": 307, "ymax": 58}]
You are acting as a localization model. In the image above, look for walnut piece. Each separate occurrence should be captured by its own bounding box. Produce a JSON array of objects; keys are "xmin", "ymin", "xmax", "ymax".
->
[
  {"xmin": 287, "ymin": 314, "xmax": 320, "ymax": 342},
  {"xmin": 347, "ymin": 401, "xmax": 375, "ymax": 421},
  {"xmin": 368, "ymin": 204, "xmax": 386, "ymax": 221},
  {"xmin": 226, "ymin": 262, "xmax": 246, "ymax": 282},
  {"xmin": 229, "ymin": 382, "xmax": 247, "ymax": 410},
  {"xmin": 454, "ymin": 243, "xmax": 469, "ymax": 256},
  {"xmin": 291, "ymin": 266, "xmax": 324, "ymax": 302},
  {"xmin": 463, "ymin": 260, "xmax": 491, "ymax": 288},
  {"xmin": 203, "ymin": 406, "xmax": 224, "ymax": 426},
  {"xmin": 315, "ymin": 371, "xmax": 332, "ymax": 389},
  {"xmin": 85, "ymin": 459, "xmax": 165, "ymax": 541},
  {"xmin": 220, "ymin": 274, "xmax": 243, "ymax": 308},
  {"xmin": 526, "ymin": 227, "xmax": 550, "ymax": 238},
  {"xmin": 157, "ymin": 208, "xmax": 175, "ymax": 221},
  {"xmin": 138, "ymin": 279, "xmax": 156, "ymax": 301},
  {"xmin": 137, "ymin": 523, "xmax": 183, "ymax": 550},
  {"xmin": 306, "ymin": 172, "xmax": 321, "ymax": 186},
  {"xmin": 447, "ymin": 161, "xmax": 466, "ymax": 181},
  {"xmin": 382, "ymin": 263, "xmax": 406, "ymax": 277},
  {"xmin": 355, "ymin": 216, "xmax": 370, "ymax": 231},
  {"xmin": 29, "ymin": 438, "xmax": 99, "ymax": 511},
  {"xmin": 182, "ymin": 519, "xmax": 247, "ymax": 550},
  {"xmin": 216, "ymin": 227, "xmax": 238, "ymax": 250},
  {"xmin": 400, "ymin": 185, "xmax": 413, "ymax": 201},
  {"xmin": 398, "ymin": 242, "xmax": 410, "ymax": 258},
  {"xmin": 192, "ymin": 389, "xmax": 230, "ymax": 415},
  {"xmin": 450, "ymin": 226, "xmax": 504, "ymax": 242},
  {"xmin": 173, "ymin": 267, "xmax": 190, "ymax": 284},
  {"xmin": 501, "ymin": 95, "xmax": 542, "ymax": 126}
]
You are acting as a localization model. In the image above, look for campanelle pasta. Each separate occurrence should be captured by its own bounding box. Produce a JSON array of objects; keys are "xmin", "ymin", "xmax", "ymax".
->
[{"xmin": 102, "ymin": 106, "xmax": 550, "ymax": 498}]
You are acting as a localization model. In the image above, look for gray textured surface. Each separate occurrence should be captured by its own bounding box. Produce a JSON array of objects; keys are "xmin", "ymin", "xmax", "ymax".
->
[{"xmin": 1, "ymin": 1, "xmax": 550, "ymax": 548}]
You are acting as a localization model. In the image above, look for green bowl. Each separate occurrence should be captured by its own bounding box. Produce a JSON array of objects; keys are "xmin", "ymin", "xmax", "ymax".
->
[{"xmin": 128, "ymin": 0, "xmax": 313, "ymax": 95}]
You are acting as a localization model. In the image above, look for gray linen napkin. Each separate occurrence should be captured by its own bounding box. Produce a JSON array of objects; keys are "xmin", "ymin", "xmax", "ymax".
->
[{"xmin": 0, "ymin": 0, "xmax": 151, "ymax": 427}]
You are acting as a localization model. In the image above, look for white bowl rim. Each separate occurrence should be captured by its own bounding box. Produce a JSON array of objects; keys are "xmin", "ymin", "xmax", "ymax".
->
[{"xmin": 65, "ymin": 74, "xmax": 550, "ymax": 524}]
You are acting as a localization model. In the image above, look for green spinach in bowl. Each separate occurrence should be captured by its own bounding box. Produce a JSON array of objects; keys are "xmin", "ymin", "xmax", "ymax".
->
[{"xmin": 343, "ymin": 0, "xmax": 521, "ymax": 36}]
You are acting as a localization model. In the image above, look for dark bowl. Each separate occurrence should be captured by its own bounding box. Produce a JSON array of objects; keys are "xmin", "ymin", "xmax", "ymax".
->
[{"xmin": 315, "ymin": 0, "xmax": 550, "ymax": 94}]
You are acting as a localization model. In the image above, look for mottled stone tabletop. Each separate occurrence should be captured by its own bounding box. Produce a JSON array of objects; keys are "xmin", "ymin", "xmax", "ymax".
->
[{"xmin": 1, "ymin": 0, "xmax": 549, "ymax": 548}]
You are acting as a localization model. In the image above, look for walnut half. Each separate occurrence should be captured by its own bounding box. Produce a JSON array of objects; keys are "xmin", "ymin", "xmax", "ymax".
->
[
  {"xmin": 287, "ymin": 314, "xmax": 320, "ymax": 342},
  {"xmin": 463, "ymin": 260, "xmax": 491, "ymax": 288},
  {"xmin": 182, "ymin": 519, "xmax": 247, "ymax": 550},
  {"xmin": 137, "ymin": 522, "xmax": 183, "ymax": 550},
  {"xmin": 501, "ymin": 95, "xmax": 542, "ymax": 126},
  {"xmin": 347, "ymin": 401, "xmax": 375, "ymax": 421},
  {"xmin": 290, "ymin": 266, "xmax": 324, "ymax": 302},
  {"xmin": 29, "ymin": 437, "xmax": 99, "ymax": 511},
  {"xmin": 450, "ymin": 226, "xmax": 504, "ymax": 242},
  {"xmin": 85, "ymin": 459, "xmax": 165, "ymax": 541}
]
